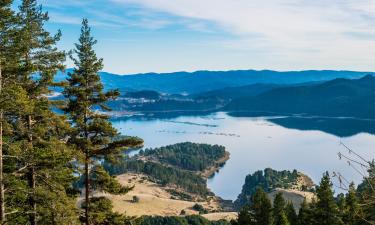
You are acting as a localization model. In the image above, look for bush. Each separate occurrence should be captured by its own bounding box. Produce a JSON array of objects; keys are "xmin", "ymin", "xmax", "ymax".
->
[{"xmin": 132, "ymin": 195, "xmax": 140, "ymax": 203}]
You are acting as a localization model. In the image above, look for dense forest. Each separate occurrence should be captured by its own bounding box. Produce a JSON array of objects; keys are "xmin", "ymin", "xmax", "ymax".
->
[
  {"xmin": 139, "ymin": 215, "xmax": 230, "ymax": 225},
  {"xmin": 0, "ymin": 1, "xmax": 143, "ymax": 224},
  {"xmin": 102, "ymin": 142, "xmax": 228, "ymax": 196},
  {"xmin": 231, "ymin": 169, "xmax": 375, "ymax": 225},
  {"xmin": 139, "ymin": 142, "xmax": 227, "ymax": 171},
  {"xmin": 103, "ymin": 159, "xmax": 211, "ymax": 196}
]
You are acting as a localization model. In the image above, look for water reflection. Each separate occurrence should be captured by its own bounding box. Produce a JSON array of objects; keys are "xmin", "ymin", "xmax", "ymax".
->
[
  {"xmin": 269, "ymin": 116, "xmax": 375, "ymax": 137},
  {"xmin": 112, "ymin": 112, "xmax": 375, "ymax": 200}
]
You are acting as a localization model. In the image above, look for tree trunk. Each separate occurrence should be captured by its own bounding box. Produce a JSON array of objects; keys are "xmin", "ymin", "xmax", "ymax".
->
[
  {"xmin": 28, "ymin": 115, "xmax": 37, "ymax": 225},
  {"xmin": 0, "ymin": 62, "xmax": 5, "ymax": 223},
  {"xmin": 28, "ymin": 166, "xmax": 36, "ymax": 225},
  {"xmin": 85, "ymin": 154, "xmax": 89, "ymax": 225},
  {"xmin": 84, "ymin": 105, "xmax": 89, "ymax": 225}
]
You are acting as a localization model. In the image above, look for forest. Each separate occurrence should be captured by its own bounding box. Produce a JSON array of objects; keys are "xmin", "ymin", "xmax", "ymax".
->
[
  {"xmin": 139, "ymin": 142, "xmax": 227, "ymax": 171},
  {"xmin": 0, "ymin": 1, "xmax": 143, "ymax": 224},
  {"xmin": 231, "ymin": 170, "xmax": 375, "ymax": 225},
  {"xmin": 1, "ymin": 0, "xmax": 375, "ymax": 225},
  {"xmin": 103, "ymin": 159, "xmax": 211, "ymax": 196}
]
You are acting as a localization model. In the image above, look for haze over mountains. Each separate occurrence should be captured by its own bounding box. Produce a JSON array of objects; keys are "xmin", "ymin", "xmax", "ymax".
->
[
  {"xmin": 56, "ymin": 69, "xmax": 371, "ymax": 94},
  {"xmin": 225, "ymin": 75, "xmax": 375, "ymax": 119},
  {"xmin": 56, "ymin": 69, "xmax": 375, "ymax": 121}
]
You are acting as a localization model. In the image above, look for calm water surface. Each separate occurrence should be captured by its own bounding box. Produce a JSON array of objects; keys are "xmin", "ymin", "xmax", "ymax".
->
[{"xmin": 112, "ymin": 112, "xmax": 375, "ymax": 200}]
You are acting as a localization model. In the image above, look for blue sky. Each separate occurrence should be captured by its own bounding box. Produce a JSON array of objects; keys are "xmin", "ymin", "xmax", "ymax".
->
[{"xmin": 12, "ymin": 0, "xmax": 375, "ymax": 74}]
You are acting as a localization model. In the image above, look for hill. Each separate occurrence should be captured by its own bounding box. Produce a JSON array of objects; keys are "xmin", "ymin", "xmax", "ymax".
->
[
  {"xmin": 233, "ymin": 168, "xmax": 315, "ymax": 210},
  {"xmin": 226, "ymin": 75, "xmax": 375, "ymax": 119},
  {"xmin": 193, "ymin": 83, "xmax": 281, "ymax": 101},
  {"xmin": 56, "ymin": 69, "xmax": 370, "ymax": 94}
]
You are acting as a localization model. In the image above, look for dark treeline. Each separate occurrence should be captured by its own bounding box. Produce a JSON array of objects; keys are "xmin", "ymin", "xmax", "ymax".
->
[
  {"xmin": 0, "ymin": 1, "xmax": 142, "ymax": 224},
  {"xmin": 139, "ymin": 215, "xmax": 230, "ymax": 225},
  {"xmin": 232, "ymin": 169, "xmax": 375, "ymax": 225},
  {"xmin": 140, "ymin": 142, "xmax": 226, "ymax": 171},
  {"xmin": 103, "ymin": 159, "xmax": 211, "ymax": 196}
]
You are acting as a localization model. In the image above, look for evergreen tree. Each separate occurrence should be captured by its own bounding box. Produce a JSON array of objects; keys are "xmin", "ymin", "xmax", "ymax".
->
[
  {"xmin": 273, "ymin": 193, "xmax": 290, "ymax": 225},
  {"xmin": 285, "ymin": 202, "xmax": 297, "ymax": 225},
  {"xmin": 298, "ymin": 198, "xmax": 313, "ymax": 225},
  {"xmin": 236, "ymin": 205, "xmax": 254, "ymax": 225},
  {"xmin": 251, "ymin": 187, "xmax": 272, "ymax": 225},
  {"xmin": 343, "ymin": 183, "xmax": 362, "ymax": 225},
  {"xmin": 5, "ymin": 0, "xmax": 79, "ymax": 224},
  {"xmin": 336, "ymin": 193, "xmax": 346, "ymax": 221},
  {"xmin": 359, "ymin": 162, "xmax": 375, "ymax": 224},
  {"xmin": 0, "ymin": 1, "xmax": 14, "ymax": 222},
  {"xmin": 83, "ymin": 197, "xmax": 135, "ymax": 225},
  {"xmin": 64, "ymin": 18, "xmax": 142, "ymax": 225},
  {"xmin": 313, "ymin": 172, "xmax": 343, "ymax": 225}
]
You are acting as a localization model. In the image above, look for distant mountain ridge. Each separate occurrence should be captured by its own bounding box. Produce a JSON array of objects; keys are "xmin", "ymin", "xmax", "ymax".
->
[
  {"xmin": 225, "ymin": 75, "xmax": 375, "ymax": 119},
  {"xmin": 56, "ymin": 69, "xmax": 371, "ymax": 94}
]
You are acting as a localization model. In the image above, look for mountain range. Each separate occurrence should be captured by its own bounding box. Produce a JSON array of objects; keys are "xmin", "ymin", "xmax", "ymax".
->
[
  {"xmin": 55, "ymin": 69, "xmax": 371, "ymax": 94},
  {"xmin": 55, "ymin": 69, "xmax": 375, "ymax": 120},
  {"xmin": 225, "ymin": 75, "xmax": 375, "ymax": 119}
]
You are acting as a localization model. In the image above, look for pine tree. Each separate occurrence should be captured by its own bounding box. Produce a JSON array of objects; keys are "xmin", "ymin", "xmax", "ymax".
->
[
  {"xmin": 251, "ymin": 187, "xmax": 272, "ymax": 225},
  {"xmin": 5, "ymin": 0, "xmax": 79, "ymax": 224},
  {"xmin": 64, "ymin": 18, "xmax": 142, "ymax": 225},
  {"xmin": 298, "ymin": 198, "xmax": 313, "ymax": 225},
  {"xmin": 236, "ymin": 205, "xmax": 254, "ymax": 225},
  {"xmin": 285, "ymin": 202, "xmax": 297, "ymax": 225},
  {"xmin": 0, "ymin": 1, "xmax": 13, "ymax": 221},
  {"xmin": 359, "ymin": 162, "xmax": 375, "ymax": 224},
  {"xmin": 336, "ymin": 193, "xmax": 346, "ymax": 221},
  {"xmin": 313, "ymin": 172, "xmax": 343, "ymax": 225},
  {"xmin": 0, "ymin": 1, "xmax": 31, "ymax": 223},
  {"xmin": 273, "ymin": 193, "xmax": 290, "ymax": 225},
  {"xmin": 343, "ymin": 183, "xmax": 362, "ymax": 225}
]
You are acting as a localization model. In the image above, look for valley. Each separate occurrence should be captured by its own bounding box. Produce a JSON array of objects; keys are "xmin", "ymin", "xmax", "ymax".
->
[{"xmin": 3, "ymin": 1, "xmax": 375, "ymax": 223}]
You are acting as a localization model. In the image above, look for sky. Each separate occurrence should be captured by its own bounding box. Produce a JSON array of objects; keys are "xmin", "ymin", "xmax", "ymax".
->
[{"xmin": 12, "ymin": 0, "xmax": 375, "ymax": 74}]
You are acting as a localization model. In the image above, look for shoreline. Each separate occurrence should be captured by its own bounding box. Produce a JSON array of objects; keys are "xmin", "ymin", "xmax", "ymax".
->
[{"xmin": 200, "ymin": 151, "xmax": 230, "ymax": 179}]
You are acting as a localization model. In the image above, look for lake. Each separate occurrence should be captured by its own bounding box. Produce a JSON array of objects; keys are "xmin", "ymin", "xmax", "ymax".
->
[{"xmin": 112, "ymin": 112, "xmax": 375, "ymax": 200}]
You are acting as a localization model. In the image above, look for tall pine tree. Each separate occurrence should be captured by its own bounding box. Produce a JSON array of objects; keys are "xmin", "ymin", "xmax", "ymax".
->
[
  {"xmin": 285, "ymin": 202, "xmax": 297, "ymax": 225},
  {"xmin": 7, "ymin": 0, "xmax": 78, "ymax": 224},
  {"xmin": 298, "ymin": 198, "xmax": 313, "ymax": 225},
  {"xmin": 0, "ymin": 1, "xmax": 13, "ymax": 222},
  {"xmin": 313, "ymin": 172, "xmax": 343, "ymax": 225},
  {"xmin": 251, "ymin": 187, "xmax": 272, "ymax": 225},
  {"xmin": 0, "ymin": 1, "xmax": 31, "ymax": 223},
  {"xmin": 236, "ymin": 205, "xmax": 255, "ymax": 225},
  {"xmin": 343, "ymin": 183, "xmax": 362, "ymax": 225},
  {"xmin": 273, "ymin": 193, "xmax": 290, "ymax": 225},
  {"xmin": 359, "ymin": 162, "xmax": 375, "ymax": 224},
  {"xmin": 64, "ymin": 18, "xmax": 142, "ymax": 225}
]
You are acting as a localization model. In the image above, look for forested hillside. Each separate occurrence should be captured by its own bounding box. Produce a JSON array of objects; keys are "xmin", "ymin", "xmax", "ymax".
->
[
  {"xmin": 140, "ymin": 142, "xmax": 227, "ymax": 171},
  {"xmin": 56, "ymin": 69, "xmax": 370, "ymax": 94},
  {"xmin": 226, "ymin": 75, "xmax": 375, "ymax": 119},
  {"xmin": 106, "ymin": 75, "xmax": 375, "ymax": 120},
  {"xmin": 104, "ymin": 142, "xmax": 229, "ymax": 197}
]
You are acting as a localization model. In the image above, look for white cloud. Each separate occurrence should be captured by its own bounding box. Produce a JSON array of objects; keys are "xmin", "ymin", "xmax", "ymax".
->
[
  {"xmin": 38, "ymin": 0, "xmax": 375, "ymax": 72},
  {"xmin": 110, "ymin": 0, "xmax": 375, "ymax": 70}
]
